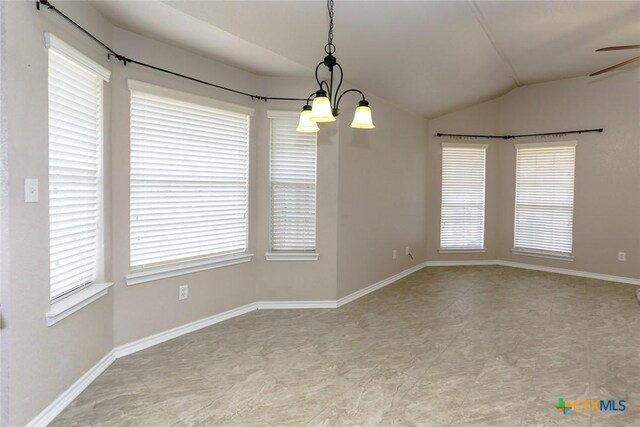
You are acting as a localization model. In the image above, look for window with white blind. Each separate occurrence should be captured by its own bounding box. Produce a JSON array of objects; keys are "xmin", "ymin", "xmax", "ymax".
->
[
  {"xmin": 267, "ymin": 111, "xmax": 317, "ymax": 260},
  {"xmin": 128, "ymin": 80, "xmax": 253, "ymax": 281},
  {"xmin": 440, "ymin": 143, "xmax": 487, "ymax": 251},
  {"xmin": 513, "ymin": 141, "xmax": 577, "ymax": 258},
  {"xmin": 47, "ymin": 34, "xmax": 110, "ymax": 301}
]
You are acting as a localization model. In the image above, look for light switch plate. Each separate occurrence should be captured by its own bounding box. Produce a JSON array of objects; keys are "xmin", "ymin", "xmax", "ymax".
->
[{"xmin": 25, "ymin": 178, "xmax": 39, "ymax": 203}]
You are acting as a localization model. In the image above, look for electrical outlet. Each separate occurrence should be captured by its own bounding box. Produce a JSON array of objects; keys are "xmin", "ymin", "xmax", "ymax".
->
[
  {"xmin": 392, "ymin": 250, "xmax": 397, "ymax": 260},
  {"xmin": 618, "ymin": 252, "xmax": 626, "ymax": 262},
  {"xmin": 179, "ymin": 285, "xmax": 188, "ymax": 300},
  {"xmin": 405, "ymin": 246, "xmax": 410, "ymax": 256}
]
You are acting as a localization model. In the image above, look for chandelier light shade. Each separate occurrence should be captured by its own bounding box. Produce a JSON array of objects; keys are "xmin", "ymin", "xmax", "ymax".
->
[
  {"xmin": 296, "ymin": 105, "xmax": 320, "ymax": 133},
  {"xmin": 309, "ymin": 91, "xmax": 335, "ymax": 122},
  {"xmin": 297, "ymin": 0, "xmax": 375, "ymax": 133},
  {"xmin": 350, "ymin": 100, "xmax": 375, "ymax": 129}
]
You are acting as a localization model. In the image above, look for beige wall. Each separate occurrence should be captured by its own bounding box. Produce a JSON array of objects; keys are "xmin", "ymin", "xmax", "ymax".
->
[
  {"xmin": 4, "ymin": 2, "xmax": 115, "ymax": 425},
  {"xmin": 426, "ymin": 71, "xmax": 640, "ymax": 280},
  {"xmin": 336, "ymin": 94, "xmax": 429, "ymax": 299}
]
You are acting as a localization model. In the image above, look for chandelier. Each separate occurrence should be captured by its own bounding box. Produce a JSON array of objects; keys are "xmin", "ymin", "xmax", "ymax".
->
[{"xmin": 296, "ymin": 0, "xmax": 375, "ymax": 133}]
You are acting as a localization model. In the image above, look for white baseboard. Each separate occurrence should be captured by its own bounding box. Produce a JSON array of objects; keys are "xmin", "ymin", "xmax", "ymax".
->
[
  {"xmin": 256, "ymin": 300, "xmax": 337, "ymax": 309},
  {"xmin": 27, "ymin": 351, "xmax": 116, "ymax": 427},
  {"xmin": 425, "ymin": 259, "xmax": 640, "ymax": 286},
  {"xmin": 114, "ymin": 302, "xmax": 258, "ymax": 358},
  {"xmin": 337, "ymin": 261, "xmax": 429, "ymax": 307},
  {"xmin": 497, "ymin": 260, "xmax": 640, "ymax": 286},
  {"xmin": 425, "ymin": 260, "xmax": 499, "ymax": 267}
]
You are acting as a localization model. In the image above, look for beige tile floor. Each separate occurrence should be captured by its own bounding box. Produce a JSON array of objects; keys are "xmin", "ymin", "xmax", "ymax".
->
[{"xmin": 52, "ymin": 266, "xmax": 640, "ymax": 426}]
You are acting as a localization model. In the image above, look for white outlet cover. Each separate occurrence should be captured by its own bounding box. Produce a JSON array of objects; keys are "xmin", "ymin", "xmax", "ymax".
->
[
  {"xmin": 179, "ymin": 285, "xmax": 188, "ymax": 300},
  {"xmin": 618, "ymin": 252, "xmax": 626, "ymax": 261},
  {"xmin": 392, "ymin": 250, "xmax": 397, "ymax": 260}
]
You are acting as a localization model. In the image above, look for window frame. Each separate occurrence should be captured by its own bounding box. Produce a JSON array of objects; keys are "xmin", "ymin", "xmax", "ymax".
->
[
  {"xmin": 439, "ymin": 142, "xmax": 487, "ymax": 253},
  {"xmin": 125, "ymin": 80, "xmax": 254, "ymax": 285},
  {"xmin": 512, "ymin": 140, "xmax": 577, "ymax": 261},
  {"xmin": 45, "ymin": 33, "xmax": 113, "ymax": 325},
  {"xmin": 266, "ymin": 110, "xmax": 318, "ymax": 261}
]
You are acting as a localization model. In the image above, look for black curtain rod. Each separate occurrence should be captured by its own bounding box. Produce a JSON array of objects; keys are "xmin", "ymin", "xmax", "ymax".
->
[
  {"xmin": 436, "ymin": 128, "xmax": 603, "ymax": 140},
  {"xmin": 36, "ymin": 0, "xmax": 307, "ymax": 103}
]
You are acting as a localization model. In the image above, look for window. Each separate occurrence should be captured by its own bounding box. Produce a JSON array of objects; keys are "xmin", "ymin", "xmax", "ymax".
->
[
  {"xmin": 514, "ymin": 141, "xmax": 577, "ymax": 258},
  {"xmin": 128, "ymin": 81, "xmax": 253, "ymax": 277},
  {"xmin": 267, "ymin": 111, "xmax": 317, "ymax": 259},
  {"xmin": 47, "ymin": 34, "xmax": 110, "ymax": 301},
  {"xmin": 440, "ymin": 143, "xmax": 487, "ymax": 251}
]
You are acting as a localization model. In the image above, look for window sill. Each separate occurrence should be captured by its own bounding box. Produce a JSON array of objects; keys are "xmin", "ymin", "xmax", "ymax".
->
[
  {"xmin": 46, "ymin": 282, "xmax": 114, "ymax": 327},
  {"xmin": 439, "ymin": 248, "xmax": 487, "ymax": 254},
  {"xmin": 126, "ymin": 252, "xmax": 254, "ymax": 286},
  {"xmin": 511, "ymin": 248, "xmax": 574, "ymax": 262},
  {"xmin": 265, "ymin": 252, "xmax": 319, "ymax": 261}
]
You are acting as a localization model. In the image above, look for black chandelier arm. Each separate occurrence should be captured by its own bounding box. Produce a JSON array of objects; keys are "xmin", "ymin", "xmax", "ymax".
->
[
  {"xmin": 319, "ymin": 80, "xmax": 331, "ymax": 95},
  {"xmin": 314, "ymin": 62, "xmax": 326, "ymax": 88},
  {"xmin": 335, "ymin": 88, "xmax": 367, "ymax": 111},
  {"xmin": 332, "ymin": 62, "xmax": 345, "ymax": 109},
  {"xmin": 305, "ymin": 92, "xmax": 317, "ymax": 106}
]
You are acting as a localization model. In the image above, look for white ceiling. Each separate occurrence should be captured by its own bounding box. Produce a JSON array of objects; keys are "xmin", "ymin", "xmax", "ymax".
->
[{"xmin": 93, "ymin": 1, "xmax": 640, "ymax": 118}]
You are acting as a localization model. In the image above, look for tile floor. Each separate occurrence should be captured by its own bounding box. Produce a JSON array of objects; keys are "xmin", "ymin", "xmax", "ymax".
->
[{"xmin": 52, "ymin": 266, "xmax": 640, "ymax": 426}]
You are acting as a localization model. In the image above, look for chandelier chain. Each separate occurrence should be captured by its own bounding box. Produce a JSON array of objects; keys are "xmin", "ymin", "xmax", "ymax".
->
[{"xmin": 325, "ymin": 0, "xmax": 336, "ymax": 55}]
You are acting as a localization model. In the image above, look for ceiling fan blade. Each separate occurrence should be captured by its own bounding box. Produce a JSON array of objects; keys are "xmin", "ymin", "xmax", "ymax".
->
[
  {"xmin": 596, "ymin": 45, "xmax": 640, "ymax": 52},
  {"xmin": 590, "ymin": 55, "xmax": 640, "ymax": 76}
]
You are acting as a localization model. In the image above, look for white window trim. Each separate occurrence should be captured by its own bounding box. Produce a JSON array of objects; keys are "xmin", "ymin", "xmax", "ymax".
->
[
  {"xmin": 47, "ymin": 34, "xmax": 109, "ymax": 307},
  {"xmin": 44, "ymin": 32, "xmax": 111, "ymax": 82},
  {"xmin": 511, "ymin": 248, "xmax": 574, "ymax": 262},
  {"xmin": 267, "ymin": 110, "xmax": 318, "ymax": 255},
  {"xmin": 46, "ymin": 282, "xmax": 114, "ymax": 327},
  {"xmin": 265, "ymin": 252, "xmax": 319, "ymax": 261},
  {"xmin": 514, "ymin": 140, "xmax": 578, "ymax": 150},
  {"xmin": 267, "ymin": 110, "xmax": 299, "ymax": 119},
  {"xmin": 513, "ymin": 140, "xmax": 577, "ymax": 257},
  {"xmin": 126, "ymin": 252, "xmax": 254, "ymax": 286},
  {"xmin": 439, "ymin": 248, "xmax": 487, "ymax": 254},
  {"xmin": 439, "ymin": 142, "xmax": 487, "ymax": 251},
  {"xmin": 441, "ymin": 142, "xmax": 488, "ymax": 149},
  {"xmin": 127, "ymin": 79, "xmax": 254, "ymax": 116}
]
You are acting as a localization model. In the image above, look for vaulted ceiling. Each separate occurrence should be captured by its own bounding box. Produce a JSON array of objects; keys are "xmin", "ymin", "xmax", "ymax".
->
[{"xmin": 93, "ymin": 1, "xmax": 640, "ymax": 118}]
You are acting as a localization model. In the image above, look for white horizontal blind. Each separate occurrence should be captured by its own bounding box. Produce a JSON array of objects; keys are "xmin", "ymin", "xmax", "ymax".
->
[
  {"xmin": 515, "ymin": 142, "xmax": 576, "ymax": 255},
  {"xmin": 269, "ymin": 113, "xmax": 317, "ymax": 252},
  {"xmin": 130, "ymin": 90, "xmax": 250, "ymax": 271},
  {"xmin": 440, "ymin": 143, "xmax": 486, "ymax": 250},
  {"xmin": 48, "ymin": 50, "xmax": 103, "ymax": 300}
]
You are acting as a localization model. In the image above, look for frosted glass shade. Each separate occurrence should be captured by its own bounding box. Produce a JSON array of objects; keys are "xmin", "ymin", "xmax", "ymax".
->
[
  {"xmin": 296, "ymin": 107, "xmax": 320, "ymax": 133},
  {"xmin": 350, "ymin": 104, "xmax": 375, "ymax": 129},
  {"xmin": 310, "ymin": 95, "xmax": 336, "ymax": 122}
]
